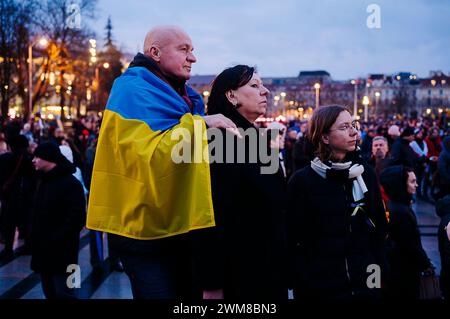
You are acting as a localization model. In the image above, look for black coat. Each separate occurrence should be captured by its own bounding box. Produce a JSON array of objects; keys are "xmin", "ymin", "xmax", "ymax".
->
[
  {"xmin": 379, "ymin": 165, "xmax": 432, "ymax": 299},
  {"xmin": 30, "ymin": 160, "xmax": 86, "ymax": 274},
  {"xmin": 287, "ymin": 154, "xmax": 387, "ymax": 299},
  {"xmin": 191, "ymin": 109, "xmax": 288, "ymax": 299},
  {"xmin": 436, "ymin": 195, "xmax": 450, "ymax": 299},
  {"xmin": 390, "ymin": 138, "xmax": 418, "ymax": 169},
  {"xmin": 0, "ymin": 151, "xmax": 36, "ymax": 243}
]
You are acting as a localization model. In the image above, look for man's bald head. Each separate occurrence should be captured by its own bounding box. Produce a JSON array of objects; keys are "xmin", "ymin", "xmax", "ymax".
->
[
  {"xmin": 142, "ymin": 25, "xmax": 196, "ymax": 81},
  {"xmin": 143, "ymin": 26, "xmax": 189, "ymax": 55}
]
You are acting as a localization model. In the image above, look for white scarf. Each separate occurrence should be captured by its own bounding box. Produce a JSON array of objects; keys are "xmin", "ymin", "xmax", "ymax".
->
[{"xmin": 310, "ymin": 157, "xmax": 368, "ymax": 202}]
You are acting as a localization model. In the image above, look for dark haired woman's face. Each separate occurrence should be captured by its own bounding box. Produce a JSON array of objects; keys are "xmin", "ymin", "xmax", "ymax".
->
[
  {"xmin": 323, "ymin": 111, "xmax": 358, "ymax": 156},
  {"xmin": 407, "ymin": 171, "xmax": 418, "ymax": 195},
  {"xmin": 229, "ymin": 73, "xmax": 269, "ymax": 122}
]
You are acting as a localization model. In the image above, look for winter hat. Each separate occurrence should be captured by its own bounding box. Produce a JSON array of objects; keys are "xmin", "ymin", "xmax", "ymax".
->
[
  {"xmin": 401, "ymin": 126, "xmax": 415, "ymax": 137},
  {"xmin": 34, "ymin": 142, "xmax": 67, "ymax": 164},
  {"xmin": 59, "ymin": 145, "xmax": 73, "ymax": 163},
  {"xmin": 387, "ymin": 125, "xmax": 400, "ymax": 137}
]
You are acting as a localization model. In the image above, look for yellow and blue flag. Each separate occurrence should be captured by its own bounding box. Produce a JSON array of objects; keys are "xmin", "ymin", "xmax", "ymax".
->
[{"xmin": 87, "ymin": 66, "xmax": 215, "ymax": 240}]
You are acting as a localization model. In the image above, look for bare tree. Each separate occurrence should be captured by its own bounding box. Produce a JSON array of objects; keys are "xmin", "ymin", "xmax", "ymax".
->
[
  {"xmin": 0, "ymin": 0, "xmax": 37, "ymax": 117},
  {"xmin": 33, "ymin": 0, "xmax": 97, "ymax": 120}
]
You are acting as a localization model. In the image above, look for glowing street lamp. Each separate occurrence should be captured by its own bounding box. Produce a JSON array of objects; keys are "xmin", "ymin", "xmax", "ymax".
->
[
  {"xmin": 351, "ymin": 79, "xmax": 358, "ymax": 118},
  {"xmin": 374, "ymin": 91, "xmax": 381, "ymax": 116},
  {"xmin": 28, "ymin": 36, "xmax": 48, "ymax": 120},
  {"xmin": 314, "ymin": 83, "xmax": 320, "ymax": 109},
  {"xmin": 362, "ymin": 95, "xmax": 370, "ymax": 122}
]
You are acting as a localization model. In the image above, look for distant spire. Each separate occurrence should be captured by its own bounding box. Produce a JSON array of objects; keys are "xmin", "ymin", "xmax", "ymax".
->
[{"xmin": 104, "ymin": 16, "xmax": 113, "ymax": 46}]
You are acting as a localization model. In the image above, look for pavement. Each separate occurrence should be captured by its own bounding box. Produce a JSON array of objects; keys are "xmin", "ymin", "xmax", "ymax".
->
[{"xmin": 0, "ymin": 199, "xmax": 443, "ymax": 299}]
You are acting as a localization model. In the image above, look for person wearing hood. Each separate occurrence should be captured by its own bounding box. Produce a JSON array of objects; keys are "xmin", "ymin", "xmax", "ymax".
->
[
  {"xmin": 436, "ymin": 195, "xmax": 450, "ymax": 299},
  {"xmin": 390, "ymin": 126, "xmax": 418, "ymax": 169},
  {"xmin": 380, "ymin": 165, "xmax": 434, "ymax": 299},
  {"xmin": 0, "ymin": 134, "xmax": 36, "ymax": 259},
  {"xmin": 437, "ymin": 136, "xmax": 450, "ymax": 199},
  {"xmin": 287, "ymin": 105, "xmax": 388, "ymax": 299},
  {"xmin": 31, "ymin": 142, "xmax": 86, "ymax": 299}
]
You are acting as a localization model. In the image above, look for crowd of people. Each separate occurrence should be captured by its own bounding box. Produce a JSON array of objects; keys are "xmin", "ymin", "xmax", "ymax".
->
[{"xmin": 0, "ymin": 25, "xmax": 449, "ymax": 300}]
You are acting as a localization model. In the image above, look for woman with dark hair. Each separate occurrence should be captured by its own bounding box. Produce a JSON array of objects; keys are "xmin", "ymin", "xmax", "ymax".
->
[
  {"xmin": 191, "ymin": 65, "xmax": 288, "ymax": 299},
  {"xmin": 287, "ymin": 105, "xmax": 388, "ymax": 299},
  {"xmin": 380, "ymin": 165, "xmax": 434, "ymax": 299}
]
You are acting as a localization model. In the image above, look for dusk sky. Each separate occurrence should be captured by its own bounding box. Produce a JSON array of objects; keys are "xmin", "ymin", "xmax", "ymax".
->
[{"xmin": 89, "ymin": 0, "xmax": 450, "ymax": 80}]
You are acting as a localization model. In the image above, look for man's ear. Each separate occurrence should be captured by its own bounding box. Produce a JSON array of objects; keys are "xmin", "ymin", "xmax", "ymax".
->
[
  {"xmin": 321, "ymin": 134, "xmax": 330, "ymax": 145},
  {"xmin": 148, "ymin": 46, "xmax": 161, "ymax": 62},
  {"xmin": 225, "ymin": 90, "xmax": 237, "ymax": 106}
]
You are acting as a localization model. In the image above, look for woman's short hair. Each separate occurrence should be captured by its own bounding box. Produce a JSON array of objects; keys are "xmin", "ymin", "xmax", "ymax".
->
[
  {"xmin": 308, "ymin": 105, "xmax": 351, "ymax": 162},
  {"xmin": 207, "ymin": 65, "xmax": 255, "ymax": 116}
]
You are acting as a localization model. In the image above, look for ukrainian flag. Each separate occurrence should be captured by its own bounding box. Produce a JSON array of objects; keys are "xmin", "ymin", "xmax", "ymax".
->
[{"xmin": 87, "ymin": 66, "xmax": 215, "ymax": 240}]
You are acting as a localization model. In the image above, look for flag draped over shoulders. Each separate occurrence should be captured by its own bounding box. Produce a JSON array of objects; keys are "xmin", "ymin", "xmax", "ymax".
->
[{"xmin": 87, "ymin": 66, "xmax": 215, "ymax": 240}]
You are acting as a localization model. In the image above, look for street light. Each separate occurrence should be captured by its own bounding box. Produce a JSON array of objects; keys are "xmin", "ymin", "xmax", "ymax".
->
[
  {"xmin": 351, "ymin": 80, "xmax": 358, "ymax": 118},
  {"xmin": 374, "ymin": 91, "xmax": 381, "ymax": 116},
  {"xmin": 314, "ymin": 83, "xmax": 320, "ymax": 109},
  {"xmin": 362, "ymin": 95, "xmax": 370, "ymax": 122},
  {"xmin": 28, "ymin": 37, "xmax": 48, "ymax": 120},
  {"xmin": 280, "ymin": 92, "xmax": 287, "ymax": 115}
]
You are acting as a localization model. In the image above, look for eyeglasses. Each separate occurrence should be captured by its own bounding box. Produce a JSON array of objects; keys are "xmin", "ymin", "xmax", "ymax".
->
[{"xmin": 329, "ymin": 120, "xmax": 360, "ymax": 133}]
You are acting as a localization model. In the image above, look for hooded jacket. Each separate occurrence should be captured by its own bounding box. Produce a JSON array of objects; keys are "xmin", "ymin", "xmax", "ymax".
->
[
  {"xmin": 379, "ymin": 166, "xmax": 431, "ymax": 273},
  {"xmin": 31, "ymin": 159, "xmax": 86, "ymax": 274},
  {"xmin": 436, "ymin": 195, "xmax": 450, "ymax": 298},
  {"xmin": 438, "ymin": 136, "xmax": 450, "ymax": 186}
]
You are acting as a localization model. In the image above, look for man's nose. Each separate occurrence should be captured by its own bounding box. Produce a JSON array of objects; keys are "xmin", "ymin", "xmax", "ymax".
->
[{"xmin": 187, "ymin": 52, "xmax": 196, "ymax": 63}]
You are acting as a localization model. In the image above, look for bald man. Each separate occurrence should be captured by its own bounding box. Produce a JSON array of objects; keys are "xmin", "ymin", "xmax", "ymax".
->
[{"xmin": 88, "ymin": 26, "xmax": 236, "ymax": 299}]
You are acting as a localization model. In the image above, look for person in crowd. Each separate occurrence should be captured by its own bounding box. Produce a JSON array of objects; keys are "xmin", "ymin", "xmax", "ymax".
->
[
  {"xmin": 86, "ymin": 25, "xmax": 236, "ymax": 299},
  {"xmin": 436, "ymin": 195, "xmax": 450, "ymax": 299},
  {"xmin": 424, "ymin": 127, "xmax": 442, "ymax": 200},
  {"xmin": 287, "ymin": 105, "xmax": 387, "ymax": 299},
  {"xmin": 360, "ymin": 128, "xmax": 376, "ymax": 162},
  {"xmin": 368, "ymin": 135, "xmax": 391, "ymax": 205},
  {"xmin": 292, "ymin": 128, "xmax": 315, "ymax": 172},
  {"xmin": 410, "ymin": 128, "xmax": 429, "ymax": 198},
  {"xmin": 0, "ymin": 135, "xmax": 35, "ymax": 259},
  {"xmin": 268, "ymin": 121, "xmax": 288, "ymax": 178},
  {"xmin": 387, "ymin": 124, "xmax": 401, "ymax": 148},
  {"xmin": 284, "ymin": 128, "xmax": 298, "ymax": 178},
  {"xmin": 368, "ymin": 136, "xmax": 391, "ymax": 180},
  {"xmin": 390, "ymin": 126, "xmax": 418, "ymax": 169},
  {"xmin": 191, "ymin": 65, "xmax": 287, "ymax": 299},
  {"xmin": 380, "ymin": 165, "xmax": 434, "ymax": 299},
  {"xmin": 437, "ymin": 136, "xmax": 450, "ymax": 199},
  {"xmin": 30, "ymin": 142, "xmax": 86, "ymax": 299}
]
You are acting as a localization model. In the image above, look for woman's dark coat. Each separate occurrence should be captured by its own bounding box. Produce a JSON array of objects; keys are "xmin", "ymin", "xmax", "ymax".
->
[
  {"xmin": 191, "ymin": 109, "xmax": 288, "ymax": 299},
  {"xmin": 287, "ymin": 153, "xmax": 388, "ymax": 299},
  {"xmin": 379, "ymin": 165, "xmax": 432, "ymax": 299}
]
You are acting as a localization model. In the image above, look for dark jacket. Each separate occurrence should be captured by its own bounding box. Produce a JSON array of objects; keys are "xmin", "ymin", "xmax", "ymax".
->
[
  {"xmin": 292, "ymin": 134, "xmax": 314, "ymax": 173},
  {"xmin": 0, "ymin": 147, "xmax": 36, "ymax": 251},
  {"xmin": 436, "ymin": 195, "xmax": 450, "ymax": 299},
  {"xmin": 379, "ymin": 165, "xmax": 432, "ymax": 299},
  {"xmin": 438, "ymin": 136, "xmax": 450, "ymax": 188},
  {"xmin": 191, "ymin": 109, "xmax": 288, "ymax": 299},
  {"xmin": 30, "ymin": 160, "xmax": 86, "ymax": 274},
  {"xmin": 287, "ymin": 153, "xmax": 387, "ymax": 299},
  {"xmin": 390, "ymin": 138, "xmax": 418, "ymax": 169}
]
